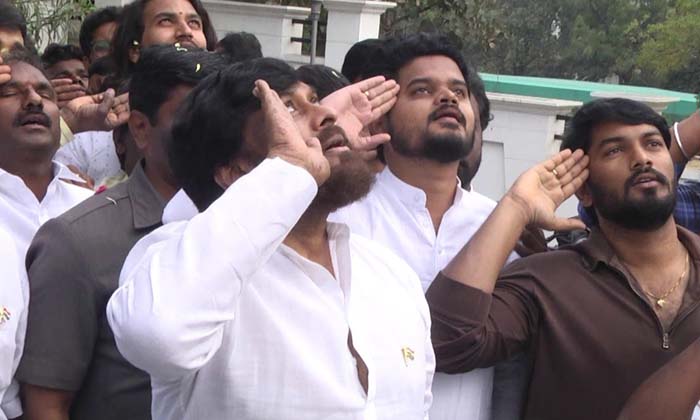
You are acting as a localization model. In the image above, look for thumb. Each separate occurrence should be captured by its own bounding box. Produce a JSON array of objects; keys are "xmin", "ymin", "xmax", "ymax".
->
[
  {"xmin": 547, "ymin": 216, "xmax": 587, "ymax": 233},
  {"xmin": 97, "ymin": 88, "xmax": 116, "ymax": 116}
]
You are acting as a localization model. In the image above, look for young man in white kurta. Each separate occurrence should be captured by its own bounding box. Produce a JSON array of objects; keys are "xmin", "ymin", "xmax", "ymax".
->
[{"xmin": 107, "ymin": 60, "xmax": 433, "ymax": 419}]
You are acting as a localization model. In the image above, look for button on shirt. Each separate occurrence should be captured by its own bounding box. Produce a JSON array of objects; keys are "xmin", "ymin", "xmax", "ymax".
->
[
  {"xmin": 0, "ymin": 228, "xmax": 25, "ymax": 420},
  {"xmin": 107, "ymin": 158, "xmax": 434, "ymax": 420},
  {"xmin": 0, "ymin": 162, "xmax": 93, "ymax": 258},
  {"xmin": 330, "ymin": 167, "xmax": 516, "ymax": 420}
]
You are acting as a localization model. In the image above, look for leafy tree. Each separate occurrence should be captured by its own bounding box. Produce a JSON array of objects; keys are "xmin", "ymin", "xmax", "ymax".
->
[{"xmin": 14, "ymin": 0, "xmax": 94, "ymax": 49}]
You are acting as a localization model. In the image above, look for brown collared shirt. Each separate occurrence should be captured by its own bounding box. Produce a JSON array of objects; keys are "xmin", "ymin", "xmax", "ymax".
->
[{"xmin": 427, "ymin": 226, "xmax": 700, "ymax": 420}]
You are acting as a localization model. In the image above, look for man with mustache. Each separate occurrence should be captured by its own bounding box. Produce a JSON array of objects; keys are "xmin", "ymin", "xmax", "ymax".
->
[
  {"xmin": 107, "ymin": 58, "xmax": 434, "ymax": 419},
  {"xmin": 426, "ymin": 97, "xmax": 700, "ymax": 420},
  {"xmin": 330, "ymin": 33, "xmax": 516, "ymax": 420},
  {"xmin": 0, "ymin": 47, "xmax": 92, "ymax": 420}
]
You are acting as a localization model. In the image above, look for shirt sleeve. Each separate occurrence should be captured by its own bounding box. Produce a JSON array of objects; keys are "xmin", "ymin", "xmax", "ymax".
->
[
  {"xmin": 15, "ymin": 218, "xmax": 98, "ymax": 391},
  {"xmin": 107, "ymin": 158, "xmax": 318, "ymax": 382},
  {"xmin": 425, "ymin": 267, "xmax": 540, "ymax": 374}
]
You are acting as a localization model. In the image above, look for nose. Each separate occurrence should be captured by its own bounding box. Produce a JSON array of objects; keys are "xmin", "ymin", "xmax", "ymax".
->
[
  {"xmin": 175, "ymin": 17, "xmax": 194, "ymax": 39},
  {"xmin": 630, "ymin": 143, "xmax": 653, "ymax": 170},
  {"xmin": 436, "ymin": 86, "xmax": 458, "ymax": 105},
  {"xmin": 23, "ymin": 87, "xmax": 43, "ymax": 109},
  {"xmin": 310, "ymin": 102, "xmax": 337, "ymax": 132}
]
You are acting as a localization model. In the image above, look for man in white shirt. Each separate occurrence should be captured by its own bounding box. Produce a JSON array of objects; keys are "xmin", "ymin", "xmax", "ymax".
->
[
  {"xmin": 0, "ymin": 47, "xmax": 92, "ymax": 257},
  {"xmin": 107, "ymin": 58, "xmax": 434, "ymax": 420},
  {"xmin": 0, "ymin": 229, "xmax": 24, "ymax": 420},
  {"xmin": 330, "ymin": 33, "xmax": 515, "ymax": 420}
]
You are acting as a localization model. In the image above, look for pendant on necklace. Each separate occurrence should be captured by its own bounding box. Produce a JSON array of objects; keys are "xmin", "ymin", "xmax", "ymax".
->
[{"xmin": 657, "ymin": 299, "xmax": 666, "ymax": 308}]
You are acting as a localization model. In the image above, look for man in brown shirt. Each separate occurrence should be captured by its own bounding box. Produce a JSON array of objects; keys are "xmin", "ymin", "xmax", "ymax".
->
[{"xmin": 426, "ymin": 97, "xmax": 700, "ymax": 420}]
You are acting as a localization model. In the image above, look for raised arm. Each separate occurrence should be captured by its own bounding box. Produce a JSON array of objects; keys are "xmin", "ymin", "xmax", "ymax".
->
[
  {"xmin": 670, "ymin": 111, "xmax": 700, "ymax": 163},
  {"xmin": 107, "ymin": 80, "xmax": 330, "ymax": 382}
]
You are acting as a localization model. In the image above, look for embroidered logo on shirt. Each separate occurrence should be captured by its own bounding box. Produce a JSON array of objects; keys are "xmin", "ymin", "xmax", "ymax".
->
[
  {"xmin": 401, "ymin": 347, "xmax": 415, "ymax": 366},
  {"xmin": 0, "ymin": 307, "xmax": 10, "ymax": 325}
]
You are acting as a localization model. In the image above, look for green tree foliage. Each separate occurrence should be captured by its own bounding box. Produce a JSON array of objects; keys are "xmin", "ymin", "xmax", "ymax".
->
[
  {"xmin": 382, "ymin": 0, "xmax": 700, "ymax": 92},
  {"xmin": 14, "ymin": 0, "xmax": 94, "ymax": 48}
]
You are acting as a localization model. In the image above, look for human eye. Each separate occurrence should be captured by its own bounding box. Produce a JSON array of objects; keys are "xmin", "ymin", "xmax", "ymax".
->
[
  {"xmin": 309, "ymin": 94, "xmax": 319, "ymax": 104},
  {"xmin": 284, "ymin": 100, "xmax": 297, "ymax": 114},
  {"xmin": 604, "ymin": 146, "xmax": 622, "ymax": 157},
  {"xmin": 452, "ymin": 87, "xmax": 468, "ymax": 97},
  {"xmin": 158, "ymin": 17, "xmax": 173, "ymax": 25},
  {"xmin": 647, "ymin": 139, "xmax": 664, "ymax": 148},
  {"xmin": 188, "ymin": 18, "xmax": 202, "ymax": 29},
  {"xmin": 411, "ymin": 86, "xmax": 430, "ymax": 95},
  {"xmin": 0, "ymin": 87, "xmax": 18, "ymax": 97}
]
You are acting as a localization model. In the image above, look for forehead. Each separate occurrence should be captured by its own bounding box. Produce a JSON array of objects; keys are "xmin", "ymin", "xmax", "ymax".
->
[
  {"xmin": 279, "ymin": 82, "xmax": 315, "ymax": 99},
  {"xmin": 397, "ymin": 55, "xmax": 465, "ymax": 86},
  {"xmin": 93, "ymin": 21, "xmax": 117, "ymax": 40},
  {"xmin": 589, "ymin": 121, "xmax": 662, "ymax": 148},
  {"xmin": 47, "ymin": 59, "xmax": 86, "ymax": 72},
  {"xmin": 8, "ymin": 61, "xmax": 50, "ymax": 85},
  {"xmin": 0, "ymin": 27, "xmax": 23, "ymax": 50},
  {"xmin": 144, "ymin": 0, "xmax": 198, "ymax": 18}
]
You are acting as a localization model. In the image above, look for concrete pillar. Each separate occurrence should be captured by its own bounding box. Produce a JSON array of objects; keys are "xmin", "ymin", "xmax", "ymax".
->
[{"xmin": 321, "ymin": 0, "xmax": 395, "ymax": 71}]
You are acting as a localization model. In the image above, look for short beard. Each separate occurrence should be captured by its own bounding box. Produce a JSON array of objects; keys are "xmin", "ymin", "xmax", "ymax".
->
[
  {"xmin": 308, "ymin": 150, "xmax": 375, "ymax": 214},
  {"xmin": 589, "ymin": 168, "xmax": 676, "ymax": 231},
  {"xmin": 389, "ymin": 121, "xmax": 474, "ymax": 164}
]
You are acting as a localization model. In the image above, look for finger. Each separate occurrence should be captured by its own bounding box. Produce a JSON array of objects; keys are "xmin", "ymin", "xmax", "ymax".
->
[
  {"xmin": 112, "ymin": 92, "xmax": 129, "ymax": 106},
  {"xmin": 0, "ymin": 72, "xmax": 10, "ymax": 84},
  {"xmin": 57, "ymin": 91, "xmax": 86, "ymax": 102},
  {"xmin": 370, "ymin": 96, "xmax": 397, "ymax": 122},
  {"xmin": 51, "ymin": 78, "xmax": 76, "ymax": 87},
  {"xmin": 352, "ymin": 76, "xmax": 387, "ymax": 94},
  {"xmin": 555, "ymin": 155, "xmax": 589, "ymax": 186},
  {"xmin": 366, "ymin": 79, "xmax": 398, "ymax": 100},
  {"xmin": 547, "ymin": 216, "xmax": 587, "ymax": 232},
  {"xmin": 97, "ymin": 88, "xmax": 115, "ymax": 116},
  {"xmin": 369, "ymin": 83, "xmax": 399, "ymax": 109},
  {"xmin": 552, "ymin": 148, "xmax": 586, "ymax": 175},
  {"xmin": 543, "ymin": 149, "xmax": 574, "ymax": 172},
  {"xmin": 561, "ymin": 169, "xmax": 589, "ymax": 197}
]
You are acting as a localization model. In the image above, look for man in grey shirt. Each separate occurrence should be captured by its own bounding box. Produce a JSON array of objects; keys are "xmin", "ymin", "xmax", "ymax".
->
[{"xmin": 16, "ymin": 46, "xmax": 226, "ymax": 420}]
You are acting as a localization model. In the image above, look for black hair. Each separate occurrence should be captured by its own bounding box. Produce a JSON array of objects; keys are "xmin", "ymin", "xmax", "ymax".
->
[
  {"xmin": 111, "ymin": 0, "xmax": 217, "ymax": 78},
  {"xmin": 341, "ymin": 38, "xmax": 388, "ymax": 82},
  {"xmin": 383, "ymin": 33, "xmax": 471, "ymax": 86},
  {"xmin": 560, "ymin": 98, "xmax": 671, "ymax": 153},
  {"xmin": 296, "ymin": 64, "xmax": 349, "ymax": 99},
  {"xmin": 170, "ymin": 57, "xmax": 299, "ymax": 211},
  {"xmin": 129, "ymin": 45, "xmax": 228, "ymax": 124},
  {"xmin": 467, "ymin": 65, "xmax": 491, "ymax": 129},
  {"xmin": 216, "ymin": 31, "xmax": 262, "ymax": 63},
  {"xmin": 40, "ymin": 43, "xmax": 84, "ymax": 69},
  {"xmin": 88, "ymin": 55, "xmax": 117, "ymax": 76},
  {"xmin": 0, "ymin": 1, "xmax": 34, "ymax": 52},
  {"xmin": 2, "ymin": 46, "xmax": 45, "ymax": 76},
  {"xmin": 79, "ymin": 6, "xmax": 121, "ymax": 58}
]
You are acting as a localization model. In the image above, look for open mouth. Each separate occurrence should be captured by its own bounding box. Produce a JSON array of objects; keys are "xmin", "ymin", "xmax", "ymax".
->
[{"xmin": 431, "ymin": 107, "xmax": 465, "ymax": 125}]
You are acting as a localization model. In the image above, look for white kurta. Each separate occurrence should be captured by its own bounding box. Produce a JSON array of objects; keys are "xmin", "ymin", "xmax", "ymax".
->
[
  {"xmin": 0, "ymin": 229, "xmax": 25, "ymax": 420},
  {"xmin": 108, "ymin": 158, "xmax": 434, "ymax": 420},
  {"xmin": 331, "ymin": 167, "xmax": 516, "ymax": 420}
]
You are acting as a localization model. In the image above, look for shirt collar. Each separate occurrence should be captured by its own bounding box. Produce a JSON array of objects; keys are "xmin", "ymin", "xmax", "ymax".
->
[
  {"xmin": 54, "ymin": 161, "xmax": 84, "ymax": 183},
  {"xmin": 378, "ymin": 166, "xmax": 464, "ymax": 207},
  {"xmin": 162, "ymin": 188, "xmax": 199, "ymax": 224},
  {"xmin": 126, "ymin": 161, "xmax": 167, "ymax": 229},
  {"xmin": 575, "ymin": 225, "xmax": 700, "ymax": 272}
]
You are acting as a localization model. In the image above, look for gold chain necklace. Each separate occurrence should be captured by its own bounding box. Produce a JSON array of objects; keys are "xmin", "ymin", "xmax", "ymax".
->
[{"xmin": 644, "ymin": 252, "xmax": 689, "ymax": 308}]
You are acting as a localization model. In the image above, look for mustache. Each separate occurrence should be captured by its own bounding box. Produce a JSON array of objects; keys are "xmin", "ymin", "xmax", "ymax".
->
[
  {"xmin": 428, "ymin": 104, "xmax": 467, "ymax": 126},
  {"xmin": 624, "ymin": 167, "xmax": 670, "ymax": 192},
  {"xmin": 317, "ymin": 125, "xmax": 349, "ymax": 149},
  {"xmin": 13, "ymin": 109, "xmax": 52, "ymax": 128}
]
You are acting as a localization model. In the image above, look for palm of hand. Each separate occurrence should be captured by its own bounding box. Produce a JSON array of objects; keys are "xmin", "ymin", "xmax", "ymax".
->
[{"xmin": 322, "ymin": 86, "xmax": 372, "ymax": 143}]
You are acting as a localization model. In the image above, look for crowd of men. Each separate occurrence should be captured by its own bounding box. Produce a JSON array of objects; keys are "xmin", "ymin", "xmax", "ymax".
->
[{"xmin": 3, "ymin": 0, "xmax": 700, "ymax": 419}]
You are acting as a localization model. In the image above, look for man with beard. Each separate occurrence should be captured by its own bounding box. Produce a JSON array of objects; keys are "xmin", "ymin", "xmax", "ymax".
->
[
  {"xmin": 330, "ymin": 33, "xmax": 516, "ymax": 420},
  {"xmin": 16, "ymin": 46, "xmax": 226, "ymax": 420},
  {"xmin": 106, "ymin": 58, "xmax": 434, "ymax": 419},
  {"xmin": 425, "ymin": 97, "xmax": 700, "ymax": 420}
]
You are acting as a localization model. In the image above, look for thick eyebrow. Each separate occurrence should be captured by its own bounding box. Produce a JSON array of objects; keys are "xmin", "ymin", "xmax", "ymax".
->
[
  {"xmin": 597, "ymin": 130, "xmax": 663, "ymax": 148},
  {"xmin": 406, "ymin": 77, "xmax": 468, "ymax": 89}
]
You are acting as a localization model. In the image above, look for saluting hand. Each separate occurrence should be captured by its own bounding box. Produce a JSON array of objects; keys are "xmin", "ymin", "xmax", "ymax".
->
[
  {"xmin": 61, "ymin": 89, "xmax": 130, "ymax": 134},
  {"xmin": 321, "ymin": 75, "xmax": 398, "ymax": 152},
  {"xmin": 505, "ymin": 149, "xmax": 590, "ymax": 232},
  {"xmin": 0, "ymin": 56, "xmax": 10, "ymax": 85},
  {"xmin": 254, "ymin": 79, "xmax": 330, "ymax": 186}
]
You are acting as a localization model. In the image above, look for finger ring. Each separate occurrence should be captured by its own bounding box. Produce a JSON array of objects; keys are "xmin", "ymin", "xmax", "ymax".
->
[{"xmin": 552, "ymin": 168, "xmax": 559, "ymax": 177}]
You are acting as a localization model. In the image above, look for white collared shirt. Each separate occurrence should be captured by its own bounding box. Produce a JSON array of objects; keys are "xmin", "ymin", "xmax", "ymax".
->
[
  {"xmin": 108, "ymin": 158, "xmax": 434, "ymax": 420},
  {"xmin": 330, "ymin": 166, "xmax": 516, "ymax": 420},
  {"xmin": 0, "ymin": 162, "xmax": 93, "ymax": 258},
  {"xmin": 0, "ymin": 228, "xmax": 25, "ymax": 420}
]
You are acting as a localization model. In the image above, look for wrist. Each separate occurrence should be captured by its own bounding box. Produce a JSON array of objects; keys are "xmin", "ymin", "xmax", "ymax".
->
[{"xmin": 501, "ymin": 192, "xmax": 534, "ymax": 228}]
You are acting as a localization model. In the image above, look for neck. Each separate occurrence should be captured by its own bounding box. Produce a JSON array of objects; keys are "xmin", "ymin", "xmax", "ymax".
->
[
  {"xmin": 2, "ymin": 158, "xmax": 54, "ymax": 201},
  {"xmin": 143, "ymin": 161, "xmax": 178, "ymax": 202},
  {"xmin": 385, "ymin": 146, "xmax": 459, "ymax": 230},
  {"xmin": 283, "ymin": 207, "xmax": 332, "ymax": 267},
  {"xmin": 599, "ymin": 217, "xmax": 683, "ymax": 268}
]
